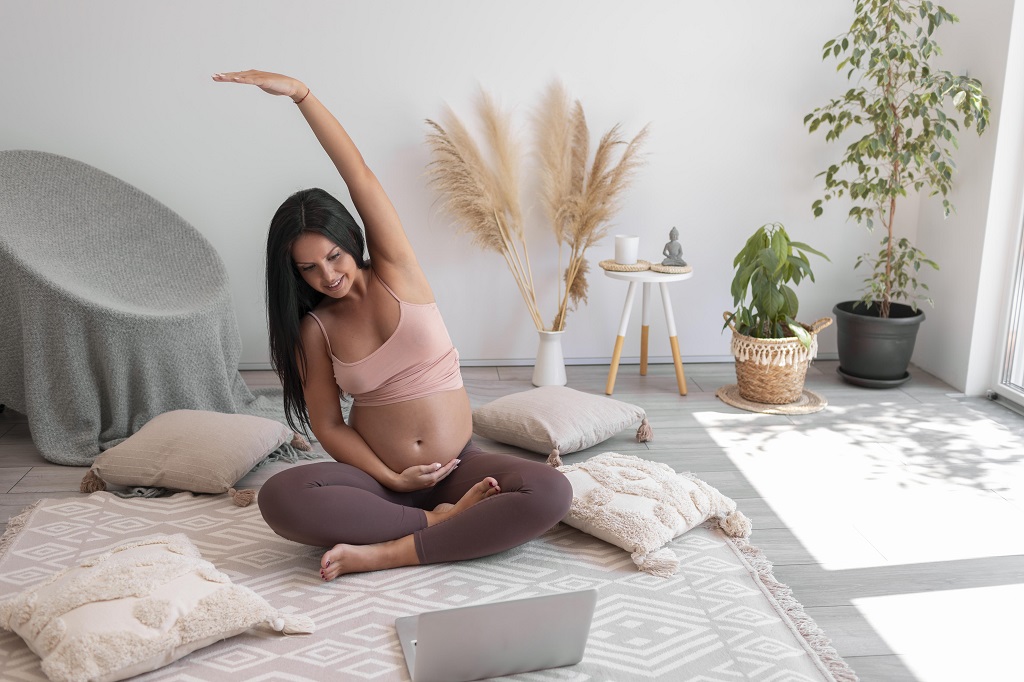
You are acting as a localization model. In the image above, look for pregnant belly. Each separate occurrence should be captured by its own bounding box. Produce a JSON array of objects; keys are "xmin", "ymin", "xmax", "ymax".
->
[{"xmin": 348, "ymin": 388, "xmax": 473, "ymax": 471}]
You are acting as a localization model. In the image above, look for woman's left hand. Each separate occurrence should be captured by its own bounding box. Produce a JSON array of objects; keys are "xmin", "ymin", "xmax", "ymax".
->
[
  {"xmin": 212, "ymin": 70, "xmax": 306, "ymax": 101},
  {"xmin": 390, "ymin": 459, "xmax": 460, "ymax": 492}
]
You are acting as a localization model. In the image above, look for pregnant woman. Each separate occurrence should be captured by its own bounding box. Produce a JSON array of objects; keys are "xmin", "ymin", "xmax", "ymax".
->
[{"xmin": 212, "ymin": 70, "xmax": 571, "ymax": 582}]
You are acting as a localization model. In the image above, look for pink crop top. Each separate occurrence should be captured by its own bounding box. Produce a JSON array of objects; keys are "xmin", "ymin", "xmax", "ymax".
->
[{"xmin": 307, "ymin": 274, "xmax": 463, "ymax": 406}]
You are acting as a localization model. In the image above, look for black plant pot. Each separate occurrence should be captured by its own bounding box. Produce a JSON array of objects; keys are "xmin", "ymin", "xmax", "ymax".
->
[{"xmin": 832, "ymin": 301, "xmax": 925, "ymax": 388}]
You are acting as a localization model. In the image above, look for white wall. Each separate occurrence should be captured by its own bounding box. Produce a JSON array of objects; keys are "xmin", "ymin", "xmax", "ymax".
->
[
  {"xmin": 914, "ymin": 0, "xmax": 1017, "ymax": 391},
  {"xmin": 0, "ymin": 1, "xmax": 1012, "ymax": 378},
  {"xmin": 963, "ymin": 0, "xmax": 1024, "ymax": 396}
]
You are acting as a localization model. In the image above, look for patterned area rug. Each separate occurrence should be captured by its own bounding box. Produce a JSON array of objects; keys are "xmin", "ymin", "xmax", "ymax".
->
[{"xmin": 0, "ymin": 492, "xmax": 857, "ymax": 681}]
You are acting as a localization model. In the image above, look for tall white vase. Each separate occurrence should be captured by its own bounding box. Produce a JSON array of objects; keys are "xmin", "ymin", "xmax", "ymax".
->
[{"xmin": 532, "ymin": 330, "xmax": 567, "ymax": 387}]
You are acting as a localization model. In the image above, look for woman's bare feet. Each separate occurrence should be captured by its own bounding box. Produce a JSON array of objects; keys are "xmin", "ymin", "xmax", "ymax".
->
[
  {"xmin": 320, "ymin": 536, "xmax": 418, "ymax": 582},
  {"xmin": 318, "ymin": 477, "xmax": 501, "ymax": 582},
  {"xmin": 426, "ymin": 477, "xmax": 500, "ymax": 526}
]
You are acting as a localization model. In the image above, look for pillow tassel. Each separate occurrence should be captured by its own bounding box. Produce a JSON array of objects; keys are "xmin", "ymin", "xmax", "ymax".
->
[
  {"xmin": 80, "ymin": 469, "xmax": 107, "ymax": 494},
  {"xmin": 546, "ymin": 449, "xmax": 562, "ymax": 468},
  {"xmin": 228, "ymin": 488, "xmax": 257, "ymax": 507},
  {"xmin": 268, "ymin": 613, "xmax": 316, "ymax": 635},
  {"xmin": 631, "ymin": 548, "xmax": 679, "ymax": 577},
  {"xmin": 291, "ymin": 432, "xmax": 312, "ymax": 451},
  {"xmin": 636, "ymin": 418, "xmax": 653, "ymax": 443},
  {"xmin": 719, "ymin": 510, "xmax": 752, "ymax": 538}
]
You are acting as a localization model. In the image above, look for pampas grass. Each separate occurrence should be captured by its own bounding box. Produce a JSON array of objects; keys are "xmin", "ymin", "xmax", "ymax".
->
[
  {"xmin": 425, "ymin": 93, "xmax": 542, "ymax": 330},
  {"xmin": 426, "ymin": 82, "xmax": 648, "ymax": 332},
  {"xmin": 538, "ymin": 81, "xmax": 649, "ymax": 330}
]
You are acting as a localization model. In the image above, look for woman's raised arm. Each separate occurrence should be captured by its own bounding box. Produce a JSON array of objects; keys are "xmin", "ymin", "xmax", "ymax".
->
[{"xmin": 212, "ymin": 70, "xmax": 423, "ymax": 286}]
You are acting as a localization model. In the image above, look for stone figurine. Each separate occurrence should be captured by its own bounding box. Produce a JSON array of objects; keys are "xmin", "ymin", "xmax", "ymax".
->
[{"xmin": 661, "ymin": 227, "xmax": 687, "ymax": 266}]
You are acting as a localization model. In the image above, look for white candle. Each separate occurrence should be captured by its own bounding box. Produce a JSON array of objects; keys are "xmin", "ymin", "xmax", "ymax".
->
[{"xmin": 614, "ymin": 235, "xmax": 640, "ymax": 265}]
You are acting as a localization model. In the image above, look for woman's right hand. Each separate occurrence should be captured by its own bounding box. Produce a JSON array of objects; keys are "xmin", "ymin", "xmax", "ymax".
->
[
  {"xmin": 390, "ymin": 459, "xmax": 460, "ymax": 492},
  {"xmin": 212, "ymin": 70, "xmax": 307, "ymax": 102}
]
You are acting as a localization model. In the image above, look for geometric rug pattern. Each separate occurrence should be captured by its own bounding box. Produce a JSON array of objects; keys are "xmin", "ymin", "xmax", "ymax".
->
[{"xmin": 0, "ymin": 492, "xmax": 854, "ymax": 681}]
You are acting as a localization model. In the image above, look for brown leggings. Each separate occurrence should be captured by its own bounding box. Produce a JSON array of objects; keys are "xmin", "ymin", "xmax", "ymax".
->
[{"xmin": 257, "ymin": 441, "xmax": 573, "ymax": 565}]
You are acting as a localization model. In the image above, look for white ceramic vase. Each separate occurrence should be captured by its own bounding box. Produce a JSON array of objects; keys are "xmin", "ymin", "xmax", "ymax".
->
[{"xmin": 532, "ymin": 330, "xmax": 567, "ymax": 387}]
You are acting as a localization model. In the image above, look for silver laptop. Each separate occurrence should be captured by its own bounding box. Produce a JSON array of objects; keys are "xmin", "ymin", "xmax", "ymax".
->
[{"xmin": 394, "ymin": 588, "xmax": 597, "ymax": 682}]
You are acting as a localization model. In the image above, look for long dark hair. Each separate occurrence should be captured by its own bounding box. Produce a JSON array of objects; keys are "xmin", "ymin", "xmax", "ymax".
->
[{"xmin": 266, "ymin": 187, "xmax": 369, "ymax": 433}]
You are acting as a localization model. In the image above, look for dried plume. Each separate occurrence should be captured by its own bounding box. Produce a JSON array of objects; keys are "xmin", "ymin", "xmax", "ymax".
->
[
  {"xmin": 425, "ymin": 97, "xmax": 542, "ymax": 329},
  {"xmin": 569, "ymin": 102, "xmax": 589, "ymax": 201},
  {"xmin": 566, "ymin": 258, "xmax": 590, "ymax": 309},
  {"xmin": 538, "ymin": 82, "xmax": 649, "ymax": 330},
  {"xmin": 534, "ymin": 81, "xmax": 574, "ymax": 247},
  {"xmin": 424, "ymin": 112, "xmax": 503, "ymax": 254},
  {"xmin": 477, "ymin": 90, "xmax": 524, "ymax": 238},
  {"xmin": 560, "ymin": 102, "xmax": 590, "ymax": 248}
]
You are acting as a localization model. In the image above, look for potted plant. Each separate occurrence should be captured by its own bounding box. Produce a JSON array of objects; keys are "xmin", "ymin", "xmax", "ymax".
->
[
  {"xmin": 805, "ymin": 0, "xmax": 991, "ymax": 386},
  {"xmin": 724, "ymin": 223, "xmax": 831, "ymax": 404}
]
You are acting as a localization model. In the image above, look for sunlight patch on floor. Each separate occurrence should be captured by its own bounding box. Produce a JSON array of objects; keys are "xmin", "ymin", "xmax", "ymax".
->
[
  {"xmin": 695, "ymin": 409, "xmax": 1024, "ymax": 568},
  {"xmin": 853, "ymin": 585, "xmax": 1023, "ymax": 682}
]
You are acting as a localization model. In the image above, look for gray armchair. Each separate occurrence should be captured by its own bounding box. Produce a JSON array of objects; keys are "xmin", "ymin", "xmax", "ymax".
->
[{"xmin": 0, "ymin": 150, "xmax": 267, "ymax": 465}]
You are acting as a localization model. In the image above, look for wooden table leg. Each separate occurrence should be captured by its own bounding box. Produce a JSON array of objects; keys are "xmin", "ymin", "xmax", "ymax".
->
[
  {"xmin": 640, "ymin": 283, "xmax": 651, "ymax": 376},
  {"xmin": 606, "ymin": 281, "xmax": 638, "ymax": 395},
  {"xmin": 659, "ymin": 282, "xmax": 687, "ymax": 395}
]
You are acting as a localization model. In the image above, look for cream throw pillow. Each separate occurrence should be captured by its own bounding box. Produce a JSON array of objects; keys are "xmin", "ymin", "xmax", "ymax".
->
[
  {"xmin": 472, "ymin": 386, "xmax": 652, "ymax": 465},
  {"xmin": 558, "ymin": 452, "xmax": 752, "ymax": 577},
  {"xmin": 0, "ymin": 534, "xmax": 314, "ymax": 682},
  {"xmin": 81, "ymin": 410, "xmax": 310, "ymax": 504}
]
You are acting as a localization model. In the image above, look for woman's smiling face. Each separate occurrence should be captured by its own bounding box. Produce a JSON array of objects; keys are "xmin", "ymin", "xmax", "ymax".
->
[{"xmin": 291, "ymin": 232, "xmax": 359, "ymax": 298}]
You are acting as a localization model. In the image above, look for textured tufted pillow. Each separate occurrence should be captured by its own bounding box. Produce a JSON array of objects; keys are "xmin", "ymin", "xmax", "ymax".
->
[
  {"xmin": 558, "ymin": 452, "xmax": 752, "ymax": 577},
  {"xmin": 472, "ymin": 386, "xmax": 652, "ymax": 465},
  {"xmin": 0, "ymin": 534, "xmax": 314, "ymax": 682}
]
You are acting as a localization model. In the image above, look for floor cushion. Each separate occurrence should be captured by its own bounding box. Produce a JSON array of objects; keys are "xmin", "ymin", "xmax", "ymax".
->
[
  {"xmin": 558, "ymin": 452, "xmax": 752, "ymax": 576},
  {"xmin": 0, "ymin": 534, "xmax": 314, "ymax": 682},
  {"xmin": 472, "ymin": 386, "xmax": 652, "ymax": 465}
]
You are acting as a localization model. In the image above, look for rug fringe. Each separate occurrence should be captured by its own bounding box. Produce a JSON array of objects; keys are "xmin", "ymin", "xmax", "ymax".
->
[
  {"xmin": 733, "ymin": 535, "xmax": 860, "ymax": 682},
  {"xmin": 0, "ymin": 501, "xmax": 42, "ymax": 562},
  {"xmin": 109, "ymin": 487, "xmax": 169, "ymax": 499}
]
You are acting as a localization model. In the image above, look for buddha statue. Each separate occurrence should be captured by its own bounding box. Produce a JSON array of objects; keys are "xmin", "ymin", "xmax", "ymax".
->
[{"xmin": 661, "ymin": 227, "xmax": 686, "ymax": 266}]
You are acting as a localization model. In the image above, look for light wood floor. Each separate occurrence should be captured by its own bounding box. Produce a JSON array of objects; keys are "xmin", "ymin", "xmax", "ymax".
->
[{"xmin": 2, "ymin": 361, "xmax": 1021, "ymax": 681}]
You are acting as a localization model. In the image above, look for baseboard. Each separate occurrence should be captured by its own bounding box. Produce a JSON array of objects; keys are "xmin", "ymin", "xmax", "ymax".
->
[
  {"xmin": 239, "ymin": 353, "xmax": 838, "ymax": 371},
  {"xmin": 238, "ymin": 362, "xmax": 275, "ymax": 371}
]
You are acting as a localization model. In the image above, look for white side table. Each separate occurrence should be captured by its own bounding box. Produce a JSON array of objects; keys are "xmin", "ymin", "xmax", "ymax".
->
[{"xmin": 603, "ymin": 268, "xmax": 693, "ymax": 396}]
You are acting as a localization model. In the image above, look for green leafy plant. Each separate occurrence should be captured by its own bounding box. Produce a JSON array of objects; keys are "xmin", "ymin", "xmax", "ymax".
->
[
  {"xmin": 855, "ymin": 235, "xmax": 937, "ymax": 309},
  {"xmin": 725, "ymin": 223, "xmax": 829, "ymax": 347},
  {"xmin": 805, "ymin": 0, "xmax": 991, "ymax": 317}
]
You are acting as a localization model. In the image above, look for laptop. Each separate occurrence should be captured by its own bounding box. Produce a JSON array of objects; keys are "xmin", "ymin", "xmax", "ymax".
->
[{"xmin": 394, "ymin": 588, "xmax": 597, "ymax": 682}]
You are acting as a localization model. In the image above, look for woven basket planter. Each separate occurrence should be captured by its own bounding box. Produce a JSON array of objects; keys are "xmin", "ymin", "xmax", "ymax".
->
[{"xmin": 724, "ymin": 313, "xmax": 832, "ymax": 405}]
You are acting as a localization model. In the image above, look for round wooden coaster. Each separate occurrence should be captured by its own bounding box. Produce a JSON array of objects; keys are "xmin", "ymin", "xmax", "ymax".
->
[
  {"xmin": 715, "ymin": 384, "xmax": 827, "ymax": 414},
  {"xmin": 650, "ymin": 263, "xmax": 692, "ymax": 274},
  {"xmin": 599, "ymin": 259, "xmax": 651, "ymax": 272}
]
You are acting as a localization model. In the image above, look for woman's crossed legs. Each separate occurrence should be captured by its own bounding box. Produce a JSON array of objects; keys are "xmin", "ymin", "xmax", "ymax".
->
[{"xmin": 257, "ymin": 441, "xmax": 572, "ymax": 580}]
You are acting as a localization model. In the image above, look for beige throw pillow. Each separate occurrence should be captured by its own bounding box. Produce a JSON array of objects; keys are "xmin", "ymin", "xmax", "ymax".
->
[
  {"xmin": 472, "ymin": 386, "xmax": 652, "ymax": 465},
  {"xmin": 558, "ymin": 452, "xmax": 752, "ymax": 577},
  {"xmin": 0, "ymin": 534, "xmax": 314, "ymax": 682},
  {"xmin": 81, "ymin": 410, "xmax": 310, "ymax": 504}
]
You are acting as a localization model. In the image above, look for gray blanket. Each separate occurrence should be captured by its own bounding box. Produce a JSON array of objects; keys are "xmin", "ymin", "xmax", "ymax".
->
[{"xmin": 0, "ymin": 150, "xmax": 287, "ymax": 465}]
